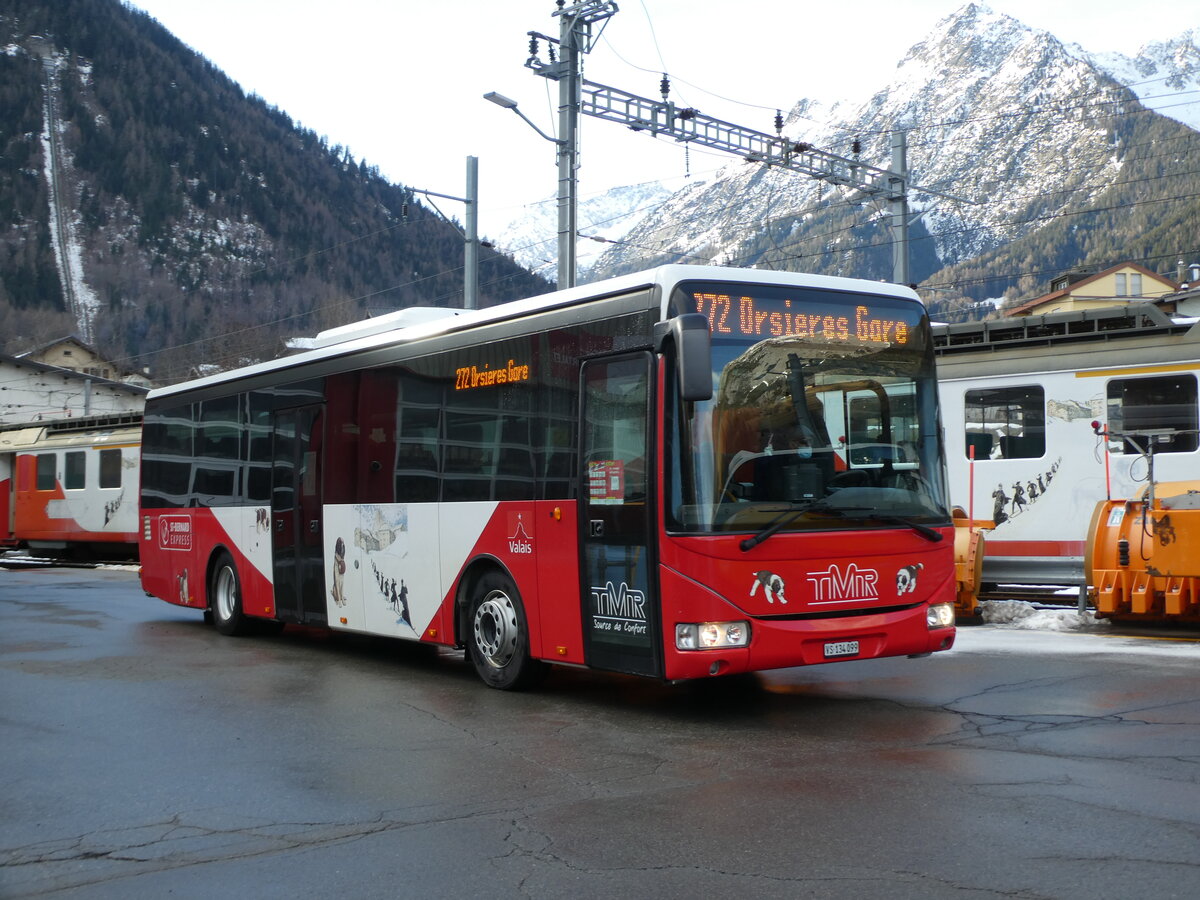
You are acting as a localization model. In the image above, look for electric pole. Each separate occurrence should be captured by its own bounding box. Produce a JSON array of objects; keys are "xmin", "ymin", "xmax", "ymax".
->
[
  {"xmin": 525, "ymin": 0, "xmax": 619, "ymax": 288},
  {"xmin": 512, "ymin": 2, "xmax": 967, "ymax": 287},
  {"xmin": 411, "ymin": 156, "xmax": 481, "ymax": 309}
]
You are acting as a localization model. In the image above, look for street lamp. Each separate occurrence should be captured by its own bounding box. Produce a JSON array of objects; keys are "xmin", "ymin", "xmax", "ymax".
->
[
  {"xmin": 484, "ymin": 90, "xmax": 576, "ymax": 289},
  {"xmin": 484, "ymin": 92, "xmax": 562, "ymax": 146}
]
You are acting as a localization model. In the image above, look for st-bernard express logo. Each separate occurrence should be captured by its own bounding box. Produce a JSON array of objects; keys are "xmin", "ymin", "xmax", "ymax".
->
[{"xmin": 158, "ymin": 515, "xmax": 193, "ymax": 551}]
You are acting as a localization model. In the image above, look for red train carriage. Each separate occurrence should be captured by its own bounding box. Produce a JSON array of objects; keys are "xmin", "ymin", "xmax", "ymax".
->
[{"xmin": 1, "ymin": 415, "xmax": 141, "ymax": 558}]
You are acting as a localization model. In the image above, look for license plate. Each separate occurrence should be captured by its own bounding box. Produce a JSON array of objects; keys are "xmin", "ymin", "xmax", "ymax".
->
[{"xmin": 824, "ymin": 640, "xmax": 859, "ymax": 658}]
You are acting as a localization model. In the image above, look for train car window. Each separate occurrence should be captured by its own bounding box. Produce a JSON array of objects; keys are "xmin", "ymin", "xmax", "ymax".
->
[
  {"xmin": 964, "ymin": 386, "xmax": 1045, "ymax": 459},
  {"xmin": 36, "ymin": 454, "xmax": 56, "ymax": 491},
  {"xmin": 65, "ymin": 451, "xmax": 86, "ymax": 490},
  {"xmin": 99, "ymin": 449, "xmax": 122, "ymax": 489},
  {"xmin": 1106, "ymin": 374, "xmax": 1199, "ymax": 454}
]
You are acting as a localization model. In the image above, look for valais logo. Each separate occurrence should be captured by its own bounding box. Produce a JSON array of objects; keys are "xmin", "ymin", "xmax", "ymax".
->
[{"xmin": 507, "ymin": 513, "xmax": 533, "ymax": 554}]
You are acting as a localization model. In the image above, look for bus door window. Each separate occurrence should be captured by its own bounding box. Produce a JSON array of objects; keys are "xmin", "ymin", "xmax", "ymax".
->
[
  {"xmin": 272, "ymin": 405, "xmax": 326, "ymax": 624},
  {"xmin": 580, "ymin": 353, "xmax": 660, "ymax": 678}
]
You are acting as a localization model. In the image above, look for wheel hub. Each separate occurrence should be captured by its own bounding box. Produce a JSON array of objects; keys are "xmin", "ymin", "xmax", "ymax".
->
[{"xmin": 473, "ymin": 590, "xmax": 518, "ymax": 668}]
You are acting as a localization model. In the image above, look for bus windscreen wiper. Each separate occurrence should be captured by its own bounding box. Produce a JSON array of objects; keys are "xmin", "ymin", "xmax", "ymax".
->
[
  {"xmin": 738, "ymin": 502, "xmax": 870, "ymax": 551},
  {"xmin": 863, "ymin": 513, "xmax": 944, "ymax": 542},
  {"xmin": 739, "ymin": 506, "xmax": 943, "ymax": 550}
]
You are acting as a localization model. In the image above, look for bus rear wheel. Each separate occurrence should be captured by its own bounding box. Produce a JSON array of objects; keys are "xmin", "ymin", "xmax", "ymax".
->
[
  {"xmin": 210, "ymin": 552, "xmax": 249, "ymax": 636},
  {"xmin": 467, "ymin": 572, "xmax": 545, "ymax": 691}
]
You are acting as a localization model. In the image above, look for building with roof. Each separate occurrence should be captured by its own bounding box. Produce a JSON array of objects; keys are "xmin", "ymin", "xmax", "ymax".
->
[
  {"xmin": 1006, "ymin": 262, "xmax": 1179, "ymax": 317},
  {"xmin": 18, "ymin": 336, "xmax": 153, "ymax": 389},
  {"xmin": 0, "ymin": 352, "xmax": 148, "ymax": 427}
]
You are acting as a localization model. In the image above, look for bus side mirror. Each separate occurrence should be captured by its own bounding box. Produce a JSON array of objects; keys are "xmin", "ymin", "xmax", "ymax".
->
[{"xmin": 656, "ymin": 314, "xmax": 713, "ymax": 402}]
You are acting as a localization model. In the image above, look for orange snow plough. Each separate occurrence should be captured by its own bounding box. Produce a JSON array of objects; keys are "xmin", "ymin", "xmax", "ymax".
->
[{"xmin": 1085, "ymin": 423, "xmax": 1200, "ymax": 621}]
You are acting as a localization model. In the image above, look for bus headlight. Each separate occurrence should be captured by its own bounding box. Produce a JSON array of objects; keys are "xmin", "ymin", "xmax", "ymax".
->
[
  {"xmin": 676, "ymin": 621, "xmax": 750, "ymax": 650},
  {"xmin": 926, "ymin": 603, "xmax": 955, "ymax": 629}
]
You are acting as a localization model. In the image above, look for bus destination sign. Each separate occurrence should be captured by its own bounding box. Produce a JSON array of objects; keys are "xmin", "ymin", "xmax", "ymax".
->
[
  {"xmin": 691, "ymin": 291, "xmax": 913, "ymax": 345},
  {"xmin": 454, "ymin": 358, "xmax": 531, "ymax": 391}
]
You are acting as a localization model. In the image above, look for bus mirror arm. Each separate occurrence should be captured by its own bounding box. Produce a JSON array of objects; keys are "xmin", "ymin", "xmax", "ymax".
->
[{"xmin": 655, "ymin": 314, "xmax": 713, "ymax": 402}]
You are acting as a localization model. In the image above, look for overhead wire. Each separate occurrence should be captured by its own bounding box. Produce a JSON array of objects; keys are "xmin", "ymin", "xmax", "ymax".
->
[{"xmin": 73, "ymin": 18, "xmax": 1200, "ymax": 375}]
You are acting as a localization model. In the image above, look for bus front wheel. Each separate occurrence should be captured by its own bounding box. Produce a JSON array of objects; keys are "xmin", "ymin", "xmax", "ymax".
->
[
  {"xmin": 210, "ymin": 552, "xmax": 249, "ymax": 637},
  {"xmin": 467, "ymin": 571, "xmax": 545, "ymax": 691}
]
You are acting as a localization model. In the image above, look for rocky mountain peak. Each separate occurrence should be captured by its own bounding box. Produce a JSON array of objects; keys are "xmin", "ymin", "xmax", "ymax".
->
[{"xmin": 576, "ymin": 1, "xmax": 1197, "ymax": 309}]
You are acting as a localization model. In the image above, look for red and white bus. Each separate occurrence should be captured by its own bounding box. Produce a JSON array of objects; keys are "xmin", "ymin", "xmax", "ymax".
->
[{"xmin": 139, "ymin": 265, "xmax": 956, "ymax": 689}]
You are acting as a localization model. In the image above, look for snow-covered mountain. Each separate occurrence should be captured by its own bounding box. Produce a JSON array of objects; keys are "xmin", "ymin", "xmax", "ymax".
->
[
  {"xmin": 494, "ymin": 179, "xmax": 678, "ymax": 279},
  {"xmin": 502, "ymin": 4, "xmax": 1199, "ymax": 298},
  {"xmin": 1081, "ymin": 29, "xmax": 1200, "ymax": 131}
]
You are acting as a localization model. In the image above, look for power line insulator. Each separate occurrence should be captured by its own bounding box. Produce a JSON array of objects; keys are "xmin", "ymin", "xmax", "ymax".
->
[
  {"xmin": 660, "ymin": 73, "xmax": 670, "ymax": 101},
  {"xmin": 852, "ymin": 139, "xmax": 862, "ymax": 155},
  {"xmin": 774, "ymin": 110, "xmax": 783, "ymax": 135}
]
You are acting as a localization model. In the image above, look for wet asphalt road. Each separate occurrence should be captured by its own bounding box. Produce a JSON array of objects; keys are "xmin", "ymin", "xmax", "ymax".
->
[{"xmin": 2, "ymin": 567, "xmax": 1199, "ymax": 899}]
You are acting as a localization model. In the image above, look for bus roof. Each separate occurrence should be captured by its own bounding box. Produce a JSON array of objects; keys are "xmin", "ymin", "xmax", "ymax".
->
[{"xmin": 148, "ymin": 265, "xmax": 921, "ymax": 401}]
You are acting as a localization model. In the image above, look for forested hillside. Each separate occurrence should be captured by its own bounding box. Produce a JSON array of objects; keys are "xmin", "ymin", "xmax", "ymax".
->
[{"xmin": 0, "ymin": 0, "xmax": 551, "ymax": 382}]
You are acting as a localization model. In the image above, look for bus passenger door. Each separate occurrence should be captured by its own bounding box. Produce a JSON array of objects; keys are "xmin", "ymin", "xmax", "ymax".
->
[
  {"xmin": 580, "ymin": 353, "xmax": 661, "ymax": 677},
  {"xmin": 272, "ymin": 405, "xmax": 326, "ymax": 624}
]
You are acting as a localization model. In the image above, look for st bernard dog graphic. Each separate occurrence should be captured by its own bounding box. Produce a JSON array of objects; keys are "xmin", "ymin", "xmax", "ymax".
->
[
  {"xmin": 896, "ymin": 563, "xmax": 923, "ymax": 594},
  {"xmin": 750, "ymin": 570, "xmax": 787, "ymax": 604}
]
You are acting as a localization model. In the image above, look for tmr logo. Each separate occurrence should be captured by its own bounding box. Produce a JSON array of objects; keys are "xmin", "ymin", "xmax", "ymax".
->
[
  {"xmin": 590, "ymin": 581, "xmax": 648, "ymax": 636},
  {"xmin": 158, "ymin": 515, "xmax": 193, "ymax": 551},
  {"xmin": 806, "ymin": 563, "xmax": 879, "ymax": 605},
  {"xmin": 591, "ymin": 581, "xmax": 647, "ymax": 620}
]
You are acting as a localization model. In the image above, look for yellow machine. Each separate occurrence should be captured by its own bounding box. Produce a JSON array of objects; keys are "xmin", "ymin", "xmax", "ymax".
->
[
  {"xmin": 1085, "ymin": 423, "xmax": 1200, "ymax": 620},
  {"xmin": 1086, "ymin": 480, "xmax": 1200, "ymax": 621},
  {"xmin": 952, "ymin": 508, "xmax": 990, "ymax": 618}
]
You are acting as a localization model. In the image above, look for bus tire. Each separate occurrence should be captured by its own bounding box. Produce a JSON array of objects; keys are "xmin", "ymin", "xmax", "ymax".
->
[
  {"xmin": 467, "ymin": 571, "xmax": 545, "ymax": 691},
  {"xmin": 210, "ymin": 552, "xmax": 249, "ymax": 637}
]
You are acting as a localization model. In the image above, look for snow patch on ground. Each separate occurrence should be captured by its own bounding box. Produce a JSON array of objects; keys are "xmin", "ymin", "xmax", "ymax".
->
[{"xmin": 979, "ymin": 599, "xmax": 1111, "ymax": 631}]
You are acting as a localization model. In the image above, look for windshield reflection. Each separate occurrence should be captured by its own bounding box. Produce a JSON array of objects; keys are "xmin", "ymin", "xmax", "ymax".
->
[{"xmin": 668, "ymin": 294, "xmax": 949, "ymax": 535}]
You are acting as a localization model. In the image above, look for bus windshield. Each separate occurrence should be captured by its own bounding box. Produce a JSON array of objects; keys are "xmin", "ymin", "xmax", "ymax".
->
[{"xmin": 667, "ymin": 282, "xmax": 950, "ymax": 534}]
